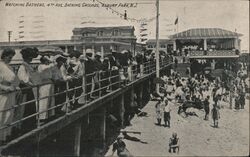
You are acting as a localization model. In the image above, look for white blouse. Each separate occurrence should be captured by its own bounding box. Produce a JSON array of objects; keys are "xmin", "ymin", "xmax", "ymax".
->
[
  {"xmin": 17, "ymin": 62, "xmax": 41, "ymax": 85},
  {"xmin": 0, "ymin": 61, "xmax": 19, "ymax": 90}
]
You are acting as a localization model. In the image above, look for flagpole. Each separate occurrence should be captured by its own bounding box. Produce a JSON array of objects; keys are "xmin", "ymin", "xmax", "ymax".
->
[
  {"xmin": 177, "ymin": 15, "xmax": 179, "ymax": 33},
  {"xmin": 155, "ymin": 0, "xmax": 160, "ymax": 94}
]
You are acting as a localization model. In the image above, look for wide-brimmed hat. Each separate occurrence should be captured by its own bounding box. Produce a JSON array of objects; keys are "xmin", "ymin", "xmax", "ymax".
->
[
  {"xmin": 111, "ymin": 49, "xmax": 117, "ymax": 53},
  {"xmin": 69, "ymin": 50, "xmax": 81, "ymax": 58},
  {"xmin": 85, "ymin": 49, "xmax": 93, "ymax": 54},
  {"xmin": 20, "ymin": 47, "xmax": 38, "ymax": 59},
  {"xmin": 120, "ymin": 50, "xmax": 128, "ymax": 54},
  {"xmin": 95, "ymin": 52, "xmax": 102, "ymax": 57},
  {"xmin": 40, "ymin": 55, "xmax": 52, "ymax": 63},
  {"xmin": 55, "ymin": 54, "xmax": 67, "ymax": 63}
]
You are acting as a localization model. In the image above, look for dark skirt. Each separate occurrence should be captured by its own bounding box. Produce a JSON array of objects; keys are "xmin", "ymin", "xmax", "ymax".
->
[{"xmin": 20, "ymin": 83, "xmax": 36, "ymax": 133}]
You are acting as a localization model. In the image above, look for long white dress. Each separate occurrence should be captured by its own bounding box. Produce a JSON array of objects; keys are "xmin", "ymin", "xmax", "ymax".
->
[
  {"xmin": 38, "ymin": 64, "xmax": 55, "ymax": 120},
  {"xmin": 0, "ymin": 61, "xmax": 20, "ymax": 141}
]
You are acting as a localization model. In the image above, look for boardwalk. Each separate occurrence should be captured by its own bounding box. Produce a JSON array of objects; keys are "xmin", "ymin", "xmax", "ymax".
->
[{"xmin": 105, "ymin": 99, "xmax": 249, "ymax": 156}]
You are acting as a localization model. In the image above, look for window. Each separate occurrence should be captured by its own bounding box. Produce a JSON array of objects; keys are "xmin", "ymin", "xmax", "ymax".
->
[
  {"xmin": 113, "ymin": 29, "xmax": 119, "ymax": 36},
  {"xmin": 82, "ymin": 32, "xmax": 89, "ymax": 37},
  {"xmin": 160, "ymin": 44, "xmax": 166, "ymax": 48},
  {"xmin": 97, "ymin": 31, "xmax": 103, "ymax": 36},
  {"xmin": 148, "ymin": 45, "xmax": 153, "ymax": 48}
]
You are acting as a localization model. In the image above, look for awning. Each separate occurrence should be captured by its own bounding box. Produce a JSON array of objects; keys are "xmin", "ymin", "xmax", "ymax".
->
[{"xmin": 169, "ymin": 28, "xmax": 243, "ymax": 39}]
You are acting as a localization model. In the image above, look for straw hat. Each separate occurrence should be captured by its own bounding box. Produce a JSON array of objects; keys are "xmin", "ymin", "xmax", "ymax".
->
[{"xmin": 95, "ymin": 52, "xmax": 102, "ymax": 57}]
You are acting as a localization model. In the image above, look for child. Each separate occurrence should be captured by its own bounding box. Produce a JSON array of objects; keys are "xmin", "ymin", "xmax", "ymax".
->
[
  {"xmin": 169, "ymin": 132, "xmax": 180, "ymax": 153},
  {"xmin": 211, "ymin": 104, "xmax": 220, "ymax": 128},
  {"xmin": 155, "ymin": 99, "xmax": 163, "ymax": 125}
]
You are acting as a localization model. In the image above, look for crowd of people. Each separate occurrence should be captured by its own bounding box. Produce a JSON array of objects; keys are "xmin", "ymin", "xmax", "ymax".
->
[
  {"xmin": 154, "ymin": 66, "xmax": 248, "ymax": 129},
  {"xmin": 0, "ymin": 47, "xmax": 173, "ymax": 145}
]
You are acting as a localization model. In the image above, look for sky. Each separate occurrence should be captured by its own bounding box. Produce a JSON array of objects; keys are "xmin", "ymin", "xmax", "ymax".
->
[{"xmin": 0, "ymin": 0, "xmax": 249, "ymax": 52}]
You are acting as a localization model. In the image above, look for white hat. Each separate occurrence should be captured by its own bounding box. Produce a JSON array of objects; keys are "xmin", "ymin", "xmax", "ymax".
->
[
  {"xmin": 121, "ymin": 50, "xmax": 128, "ymax": 54},
  {"xmin": 117, "ymin": 134, "xmax": 124, "ymax": 139},
  {"xmin": 95, "ymin": 52, "xmax": 102, "ymax": 57},
  {"xmin": 86, "ymin": 49, "xmax": 93, "ymax": 54}
]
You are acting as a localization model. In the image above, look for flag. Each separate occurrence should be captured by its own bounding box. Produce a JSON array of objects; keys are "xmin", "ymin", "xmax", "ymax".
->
[
  {"xmin": 174, "ymin": 17, "xmax": 178, "ymax": 25},
  {"xmin": 140, "ymin": 34, "xmax": 148, "ymax": 37},
  {"xmin": 141, "ymin": 38, "xmax": 148, "ymax": 42},
  {"xmin": 140, "ymin": 28, "xmax": 147, "ymax": 33}
]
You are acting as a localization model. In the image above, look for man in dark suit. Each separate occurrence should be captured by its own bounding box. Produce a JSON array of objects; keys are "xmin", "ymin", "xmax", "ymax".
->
[
  {"xmin": 84, "ymin": 49, "xmax": 97, "ymax": 101},
  {"xmin": 109, "ymin": 49, "xmax": 120, "ymax": 90}
]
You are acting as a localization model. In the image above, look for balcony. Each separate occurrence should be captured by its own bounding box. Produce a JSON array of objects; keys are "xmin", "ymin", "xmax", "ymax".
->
[{"xmin": 189, "ymin": 49, "xmax": 239, "ymax": 58}]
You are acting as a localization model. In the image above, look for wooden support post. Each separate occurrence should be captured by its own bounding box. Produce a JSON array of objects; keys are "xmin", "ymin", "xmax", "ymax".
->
[
  {"xmin": 130, "ymin": 87, "xmax": 135, "ymax": 107},
  {"xmin": 100, "ymin": 107, "xmax": 106, "ymax": 147},
  {"xmin": 119, "ymin": 94, "xmax": 125, "ymax": 127},
  {"xmin": 148, "ymin": 79, "xmax": 151, "ymax": 94},
  {"xmin": 74, "ymin": 121, "xmax": 82, "ymax": 156},
  {"xmin": 139, "ymin": 84, "xmax": 143, "ymax": 108}
]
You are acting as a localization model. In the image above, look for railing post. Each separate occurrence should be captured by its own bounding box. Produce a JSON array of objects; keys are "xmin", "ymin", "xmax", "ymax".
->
[
  {"xmin": 73, "ymin": 120, "xmax": 82, "ymax": 156},
  {"xmin": 36, "ymin": 85, "xmax": 40, "ymax": 128},
  {"xmin": 100, "ymin": 106, "xmax": 106, "ymax": 148},
  {"xmin": 119, "ymin": 94, "xmax": 125, "ymax": 127},
  {"xmin": 139, "ymin": 84, "xmax": 143, "ymax": 108},
  {"xmin": 98, "ymin": 71, "xmax": 101, "ymax": 98},
  {"xmin": 66, "ymin": 81, "xmax": 70, "ymax": 114}
]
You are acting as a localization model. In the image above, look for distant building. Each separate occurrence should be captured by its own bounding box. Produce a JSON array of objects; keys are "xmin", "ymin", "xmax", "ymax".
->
[
  {"xmin": 71, "ymin": 26, "xmax": 141, "ymax": 57},
  {"xmin": 0, "ymin": 26, "xmax": 144, "ymax": 63},
  {"xmin": 169, "ymin": 28, "xmax": 242, "ymax": 58},
  {"xmin": 146, "ymin": 39, "xmax": 174, "ymax": 54},
  {"xmin": 168, "ymin": 28, "xmax": 243, "ymax": 72}
]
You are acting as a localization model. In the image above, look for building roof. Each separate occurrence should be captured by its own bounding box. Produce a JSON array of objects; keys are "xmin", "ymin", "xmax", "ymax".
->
[
  {"xmin": 169, "ymin": 28, "xmax": 243, "ymax": 39},
  {"xmin": 146, "ymin": 39, "xmax": 173, "ymax": 44},
  {"xmin": 73, "ymin": 26, "xmax": 135, "ymax": 32}
]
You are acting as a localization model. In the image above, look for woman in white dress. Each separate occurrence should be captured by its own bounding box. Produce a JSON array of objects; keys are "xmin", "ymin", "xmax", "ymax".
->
[
  {"xmin": 37, "ymin": 56, "xmax": 55, "ymax": 123},
  {"xmin": 17, "ymin": 48, "xmax": 39, "ymax": 133},
  {"xmin": 0, "ymin": 48, "xmax": 20, "ymax": 145}
]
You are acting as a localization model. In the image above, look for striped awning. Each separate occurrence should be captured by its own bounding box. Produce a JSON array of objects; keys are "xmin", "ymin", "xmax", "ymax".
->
[{"xmin": 169, "ymin": 28, "xmax": 243, "ymax": 39}]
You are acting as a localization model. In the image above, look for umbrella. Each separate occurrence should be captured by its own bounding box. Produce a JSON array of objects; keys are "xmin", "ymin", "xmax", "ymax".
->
[
  {"xmin": 224, "ymin": 70, "xmax": 236, "ymax": 78},
  {"xmin": 210, "ymin": 69, "xmax": 224, "ymax": 77},
  {"xmin": 204, "ymin": 66, "xmax": 212, "ymax": 70},
  {"xmin": 153, "ymin": 77, "xmax": 166, "ymax": 84},
  {"xmin": 37, "ymin": 46, "xmax": 64, "ymax": 56}
]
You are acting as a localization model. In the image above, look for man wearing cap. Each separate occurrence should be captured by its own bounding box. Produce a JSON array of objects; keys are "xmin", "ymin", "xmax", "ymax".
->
[
  {"xmin": 109, "ymin": 49, "xmax": 120, "ymax": 90},
  {"xmin": 85, "ymin": 49, "xmax": 97, "ymax": 100},
  {"xmin": 92, "ymin": 52, "xmax": 103, "ymax": 96},
  {"xmin": 53, "ymin": 54, "xmax": 72, "ymax": 114},
  {"xmin": 68, "ymin": 50, "xmax": 84, "ymax": 108},
  {"xmin": 164, "ymin": 98, "xmax": 171, "ymax": 127}
]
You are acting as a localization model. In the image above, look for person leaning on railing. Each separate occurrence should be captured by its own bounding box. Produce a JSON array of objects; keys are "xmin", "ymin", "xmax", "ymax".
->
[
  {"xmin": 37, "ymin": 56, "xmax": 55, "ymax": 124},
  {"xmin": 93, "ymin": 52, "xmax": 104, "ymax": 97},
  {"xmin": 84, "ymin": 49, "xmax": 97, "ymax": 101},
  {"xmin": 0, "ymin": 48, "xmax": 20, "ymax": 145},
  {"xmin": 17, "ymin": 47, "xmax": 39, "ymax": 134},
  {"xmin": 52, "ymin": 55, "xmax": 72, "ymax": 114},
  {"xmin": 67, "ymin": 50, "xmax": 84, "ymax": 109},
  {"xmin": 109, "ymin": 49, "xmax": 120, "ymax": 90},
  {"xmin": 101, "ymin": 57, "xmax": 111, "ymax": 95}
]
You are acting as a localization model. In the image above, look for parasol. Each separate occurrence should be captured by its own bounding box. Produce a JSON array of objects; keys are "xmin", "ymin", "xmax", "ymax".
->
[
  {"xmin": 204, "ymin": 66, "xmax": 212, "ymax": 71},
  {"xmin": 37, "ymin": 46, "xmax": 65, "ymax": 56},
  {"xmin": 210, "ymin": 69, "xmax": 224, "ymax": 77},
  {"xmin": 153, "ymin": 77, "xmax": 166, "ymax": 84}
]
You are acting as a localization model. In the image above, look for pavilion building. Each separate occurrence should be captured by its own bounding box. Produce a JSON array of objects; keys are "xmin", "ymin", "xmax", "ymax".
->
[{"xmin": 169, "ymin": 28, "xmax": 243, "ymax": 71}]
